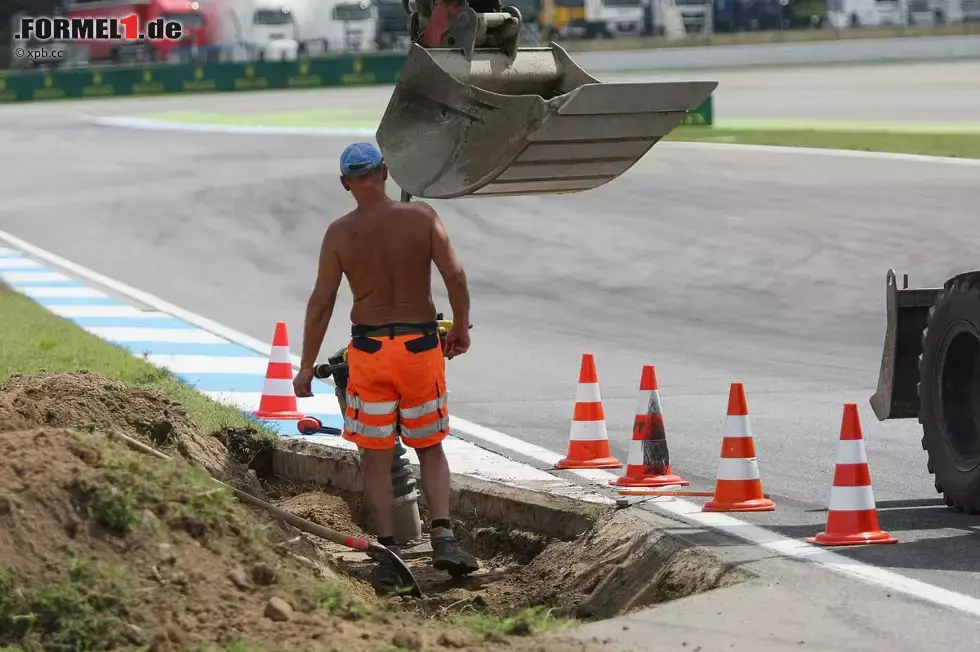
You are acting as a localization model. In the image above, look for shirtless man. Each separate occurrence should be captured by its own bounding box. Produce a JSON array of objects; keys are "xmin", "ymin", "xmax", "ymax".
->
[{"xmin": 293, "ymin": 142, "xmax": 480, "ymax": 589}]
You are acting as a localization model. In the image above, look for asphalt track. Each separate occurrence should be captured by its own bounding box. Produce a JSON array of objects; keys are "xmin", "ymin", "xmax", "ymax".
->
[{"xmin": 2, "ymin": 60, "xmax": 980, "ymax": 607}]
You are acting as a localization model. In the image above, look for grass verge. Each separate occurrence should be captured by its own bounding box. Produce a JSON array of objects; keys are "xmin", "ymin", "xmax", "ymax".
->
[
  {"xmin": 667, "ymin": 126, "xmax": 980, "ymax": 159},
  {"xmin": 0, "ymin": 282, "xmax": 275, "ymax": 438}
]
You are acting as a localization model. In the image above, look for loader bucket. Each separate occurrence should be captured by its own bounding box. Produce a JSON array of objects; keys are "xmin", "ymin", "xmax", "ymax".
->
[
  {"xmin": 869, "ymin": 269, "xmax": 942, "ymax": 421},
  {"xmin": 375, "ymin": 43, "xmax": 717, "ymax": 199}
]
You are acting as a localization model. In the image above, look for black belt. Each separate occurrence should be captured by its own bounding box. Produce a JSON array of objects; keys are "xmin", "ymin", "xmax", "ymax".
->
[{"xmin": 351, "ymin": 321, "xmax": 439, "ymax": 339}]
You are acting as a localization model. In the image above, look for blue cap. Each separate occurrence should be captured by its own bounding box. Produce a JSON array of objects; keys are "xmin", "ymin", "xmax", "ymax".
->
[{"xmin": 340, "ymin": 142, "xmax": 384, "ymax": 177}]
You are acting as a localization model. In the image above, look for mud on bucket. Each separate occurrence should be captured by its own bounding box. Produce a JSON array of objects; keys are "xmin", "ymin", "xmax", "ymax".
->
[{"xmin": 375, "ymin": 43, "xmax": 717, "ymax": 200}]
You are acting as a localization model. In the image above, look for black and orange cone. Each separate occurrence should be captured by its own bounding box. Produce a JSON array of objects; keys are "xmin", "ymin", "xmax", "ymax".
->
[{"xmin": 610, "ymin": 365, "xmax": 688, "ymax": 488}]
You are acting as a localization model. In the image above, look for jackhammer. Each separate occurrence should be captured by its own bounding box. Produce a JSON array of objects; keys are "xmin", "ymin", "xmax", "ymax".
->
[{"xmin": 297, "ymin": 314, "xmax": 464, "ymax": 546}]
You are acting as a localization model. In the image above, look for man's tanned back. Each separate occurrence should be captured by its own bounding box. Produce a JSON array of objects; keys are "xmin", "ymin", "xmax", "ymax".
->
[{"xmin": 332, "ymin": 201, "xmax": 438, "ymax": 325}]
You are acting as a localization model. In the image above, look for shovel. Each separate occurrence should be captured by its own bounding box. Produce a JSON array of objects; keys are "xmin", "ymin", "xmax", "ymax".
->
[{"xmin": 105, "ymin": 430, "xmax": 423, "ymax": 598}]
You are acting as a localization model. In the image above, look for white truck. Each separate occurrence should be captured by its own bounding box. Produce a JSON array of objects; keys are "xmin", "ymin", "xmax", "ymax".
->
[
  {"xmin": 325, "ymin": 0, "xmax": 379, "ymax": 51},
  {"xmin": 559, "ymin": 0, "xmax": 646, "ymax": 37},
  {"xmin": 906, "ymin": 0, "xmax": 979, "ymax": 23},
  {"xmin": 250, "ymin": 2, "xmax": 301, "ymax": 59},
  {"xmin": 231, "ymin": 0, "xmax": 378, "ymax": 56},
  {"xmin": 671, "ymin": 0, "xmax": 713, "ymax": 35},
  {"xmin": 826, "ymin": 0, "xmax": 906, "ymax": 27}
]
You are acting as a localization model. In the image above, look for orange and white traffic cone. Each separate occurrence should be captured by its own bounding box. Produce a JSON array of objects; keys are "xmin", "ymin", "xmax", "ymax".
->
[
  {"xmin": 556, "ymin": 354, "xmax": 622, "ymax": 470},
  {"xmin": 254, "ymin": 320, "xmax": 304, "ymax": 420},
  {"xmin": 807, "ymin": 403, "xmax": 897, "ymax": 546},
  {"xmin": 610, "ymin": 365, "xmax": 688, "ymax": 487},
  {"xmin": 703, "ymin": 382, "xmax": 775, "ymax": 512}
]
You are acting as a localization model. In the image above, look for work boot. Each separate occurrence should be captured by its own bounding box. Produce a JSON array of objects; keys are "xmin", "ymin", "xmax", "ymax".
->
[
  {"xmin": 431, "ymin": 532, "xmax": 480, "ymax": 577},
  {"xmin": 368, "ymin": 544, "xmax": 409, "ymax": 594}
]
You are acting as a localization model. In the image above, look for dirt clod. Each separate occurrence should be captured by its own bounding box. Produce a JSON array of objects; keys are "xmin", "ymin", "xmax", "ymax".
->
[
  {"xmin": 439, "ymin": 631, "xmax": 473, "ymax": 648},
  {"xmin": 252, "ymin": 561, "xmax": 280, "ymax": 586},
  {"xmin": 393, "ymin": 629, "xmax": 425, "ymax": 650},
  {"xmin": 229, "ymin": 566, "xmax": 252, "ymax": 590},
  {"xmin": 265, "ymin": 596, "xmax": 294, "ymax": 622}
]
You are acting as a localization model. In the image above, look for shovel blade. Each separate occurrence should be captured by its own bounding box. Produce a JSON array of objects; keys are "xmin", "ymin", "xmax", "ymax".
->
[{"xmin": 376, "ymin": 43, "xmax": 717, "ymax": 199}]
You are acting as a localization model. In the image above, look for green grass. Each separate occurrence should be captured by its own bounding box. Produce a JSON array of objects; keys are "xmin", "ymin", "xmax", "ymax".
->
[
  {"xmin": 455, "ymin": 606, "xmax": 576, "ymax": 638},
  {"xmin": 667, "ymin": 126, "xmax": 980, "ymax": 159},
  {"xmin": 69, "ymin": 438, "xmax": 267, "ymax": 547},
  {"xmin": 0, "ymin": 556, "xmax": 133, "ymax": 651},
  {"xmin": 196, "ymin": 642, "xmax": 266, "ymax": 652},
  {"xmin": 0, "ymin": 283, "xmax": 275, "ymax": 438},
  {"xmin": 283, "ymin": 570, "xmax": 372, "ymax": 620}
]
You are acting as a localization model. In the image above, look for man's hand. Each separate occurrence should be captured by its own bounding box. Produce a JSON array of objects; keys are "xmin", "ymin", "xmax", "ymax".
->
[
  {"xmin": 444, "ymin": 323, "xmax": 470, "ymax": 359},
  {"xmin": 294, "ymin": 367, "xmax": 315, "ymax": 398}
]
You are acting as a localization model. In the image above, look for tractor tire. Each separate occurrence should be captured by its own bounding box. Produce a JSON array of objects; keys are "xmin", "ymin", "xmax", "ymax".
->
[{"xmin": 918, "ymin": 277, "xmax": 980, "ymax": 514}]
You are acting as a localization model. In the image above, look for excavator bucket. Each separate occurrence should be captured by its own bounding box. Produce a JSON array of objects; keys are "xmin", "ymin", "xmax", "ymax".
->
[
  {"xmin": 375, "ymin": 42, "xmax": 717, "ymax": 199},
  {"xmin": 869, "ymin": 269, "xmax": 942, "ymax": 421}
]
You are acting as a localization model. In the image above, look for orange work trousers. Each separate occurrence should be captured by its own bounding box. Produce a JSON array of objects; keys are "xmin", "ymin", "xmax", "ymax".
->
[{"xmin": 342, "ymin": 329, "xmax": 449, "ymax": 451}]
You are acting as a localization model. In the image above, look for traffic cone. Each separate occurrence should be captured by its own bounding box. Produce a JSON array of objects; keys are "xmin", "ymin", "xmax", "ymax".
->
[
  {"xmin": 703, "ymin": 383, "xmax": 775, "ymax": 512},
  {"xmin": 807, "ymin": 404, "xmax": 897, "ymax": 546},
  {"xmin": 254, "ymin": 321, "xmax": 304, "ymax": 420},
  {"xmin": 556, "ymin": 354, "xmax": 622, "ymax": 470},
  {"xmin": 610, "ymin": 365, "xmax": 688, "ymax": 487}
]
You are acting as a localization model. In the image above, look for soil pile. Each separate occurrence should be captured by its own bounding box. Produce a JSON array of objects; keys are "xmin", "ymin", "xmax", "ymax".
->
[
  {"xmin": 0, "ymin": 427, "xmax": 600, "ymax": 652},
  {"xmin": 0, "ymin": 371, "xmax": 603, "ymax": 651},
  {"xmin": 0, "ymin": 371, "xmax": 264, "ymax": 496}
]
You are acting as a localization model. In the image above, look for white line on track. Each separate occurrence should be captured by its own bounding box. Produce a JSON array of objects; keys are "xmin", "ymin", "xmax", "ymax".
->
[
  {"xmin": 85, "ymin": 114, "xmax": 980, "ymax": 166},
  {"xmin": 46, "ymin": 305, "xmax": 173, "ymax": 319},
  {"xmin": 84, "ymin": 326, "xmax": 229, "ymax": 343},
  {"xmin": 146, "ymin": 354, "xmax": 271, "ymax": 375},
  {"xmin": 87, "ymin": 115, "xmax": 376, "ymax": 137},
  {"xmin": 0, "ymin": 270, "xmax": 73, "ymax": 283},
  {"xmin": 19, "ymin": 286, "xmax": 110, "ymax": 299},
  {"xmin": 2, "ymin": 226, "xmax": 980, "ymax": 620}
]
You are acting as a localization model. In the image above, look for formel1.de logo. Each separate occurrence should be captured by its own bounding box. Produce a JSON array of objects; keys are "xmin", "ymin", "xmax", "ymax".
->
[{"xmin": 16, "ymin": 15, "xmax": 185, "ymax": 42}]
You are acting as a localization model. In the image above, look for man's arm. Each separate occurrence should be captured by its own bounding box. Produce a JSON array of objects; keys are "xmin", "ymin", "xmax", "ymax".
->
[
  {"xmin": 427, "ymin": 204, "xmax": 470, "ymax": 329},
  {"xmin": 299, "ymin": 224, "xmax": 344, "ymax": 371}
]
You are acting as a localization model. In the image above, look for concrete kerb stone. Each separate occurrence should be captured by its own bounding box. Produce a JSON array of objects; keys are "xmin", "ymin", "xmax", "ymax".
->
[
  {"xmin": 272, "ymin": 437, "xmax": 600, "ymax": 540},
  {"xmin": 272, "ymin": 438, "xmax": 755, "ymax": 619}
]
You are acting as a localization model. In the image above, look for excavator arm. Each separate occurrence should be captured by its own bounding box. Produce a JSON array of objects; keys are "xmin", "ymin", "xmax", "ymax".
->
[{"xmin": 375, "ymin": 0, "xmax": 718, "ymax": 200}]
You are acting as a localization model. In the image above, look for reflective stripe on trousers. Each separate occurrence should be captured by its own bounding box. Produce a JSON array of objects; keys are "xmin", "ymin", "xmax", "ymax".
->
[
  {"xmin": 344, "ymin": 414, "xmax": 396, "ymax": 440},
  {"xmin": 399, "ymin": 394, "xmax": 447, "ymax": 420},
  {"xmin": 399, "ymin": 388, "xmax": 448, "ymax": 442},
  {"xmin": 401, "ymin": 415, "xmax": 450, "ymax": 440},
  {"xmin": 345, "ymin": 391, "xmax": 398, "ymax": 440},
  {"xmin": 346, "ymin": 392, "xmax": 399, "ymax": 416}
]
